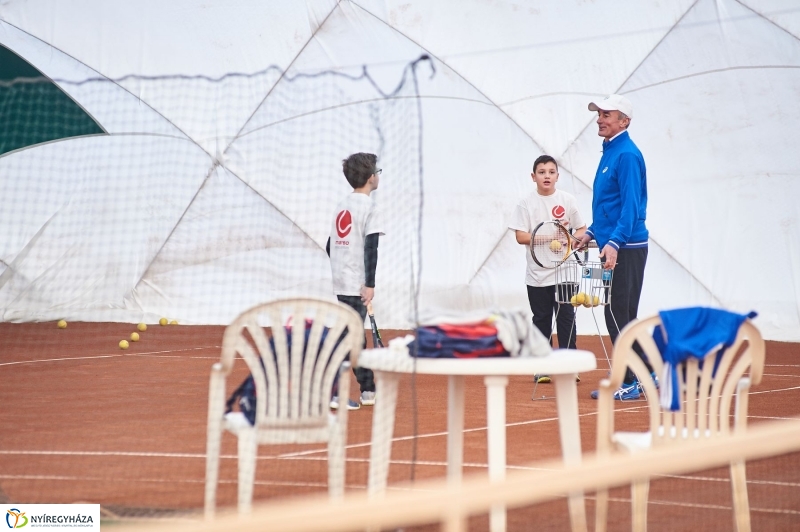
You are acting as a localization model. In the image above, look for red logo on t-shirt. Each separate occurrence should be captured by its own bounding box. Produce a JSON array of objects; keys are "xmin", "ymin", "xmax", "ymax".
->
[
  {"xmin": 336, "ymin": 210, "xmax": 352, "ymax": 238},
  {"xmin": 551, "ymin": 205, "xmax": 566, "ymax": 219}
]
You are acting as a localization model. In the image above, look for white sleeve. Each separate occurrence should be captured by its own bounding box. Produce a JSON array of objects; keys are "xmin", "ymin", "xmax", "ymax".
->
[
  {"xmin": 508, "ymin": 200, "xmax": 530, "ymax": 233},
  {"xmin": 365, "ymin": 204, "xmax": 385, "ymax": 236}
]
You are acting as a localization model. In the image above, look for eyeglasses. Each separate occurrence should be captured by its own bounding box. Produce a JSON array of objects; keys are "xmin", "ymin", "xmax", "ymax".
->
[{"xmin": 374, "ymin": 168, "xmax": 382, "ymax": 175}]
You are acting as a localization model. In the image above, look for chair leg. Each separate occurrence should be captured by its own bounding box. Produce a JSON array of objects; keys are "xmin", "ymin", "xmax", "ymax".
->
[
  {"xmin": 328, "ymin": 362, "xmax": 349, "ymax": 499},
  {"xmin": 730, "ymin": 460, "xmax": 752, "ymax": 532},
  {"xmin": 631, "ymin": 479, "xmax": 650, "ymax": 532},
  {"xmin": 204, "ymin": 425, "xmax": 222, "ymax": 520},
  {"xmin": 237, "ymin": 428, "xmax": 258, "ymax": 515},
  {"xmin": 205, "ymin": 364, "xmax": 226, "ymax": 520},
  {"xmin": 328, "ymin": 429, "xmax": 345, "ymax": 499},
  {"xmin": 595, "ymin": 487, "xmax": 609, "ymax": 532}
]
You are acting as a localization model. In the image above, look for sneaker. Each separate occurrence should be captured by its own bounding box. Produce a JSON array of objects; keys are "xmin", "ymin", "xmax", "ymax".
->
[
  {"xmin": 360, "ymin": 391, "xmax": 376, "ymax": 406},
  {"xmin": 535, "ymin": 375, "xmax": 551, "ymax": 384},
  {"xmin": 638, "ymin": 372, "xmax": 659, "ymax": 393},
  {"xmin": 330, "ymin": 397, "xmax": 361, "ymax": 410},
  {"xmin": 590, "ymin": 381, "xmax": 641, "ymax": 400}
]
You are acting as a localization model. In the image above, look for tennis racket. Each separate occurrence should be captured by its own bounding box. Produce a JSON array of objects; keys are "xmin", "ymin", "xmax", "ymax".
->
[
  {"xmin": 366, "ymin": 302, "xmax": 384, "ymax": 348},
  {"xmin": 530, "ymin": 220, "xmax": 597, "ymax": 268}
]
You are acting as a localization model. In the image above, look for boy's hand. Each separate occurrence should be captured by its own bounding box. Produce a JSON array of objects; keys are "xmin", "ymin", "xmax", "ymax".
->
[
  {"xmin": 575, "ymin": 233, "xmax": 592, "ymax": 251},
  {"xmin": 361, "ymin": 286, "xmax": 374, "ymax": 305}
]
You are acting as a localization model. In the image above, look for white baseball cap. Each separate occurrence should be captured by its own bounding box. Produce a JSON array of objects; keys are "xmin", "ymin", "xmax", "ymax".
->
[{"xmin": 588, "ymin": 94, "xmax": 633, "ymax": 119}]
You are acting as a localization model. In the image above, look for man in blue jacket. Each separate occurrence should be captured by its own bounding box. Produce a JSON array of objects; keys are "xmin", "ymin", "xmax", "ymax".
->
[{"xmin": 576, "ymin": 94, "xmax": 653, "ymax": 400}]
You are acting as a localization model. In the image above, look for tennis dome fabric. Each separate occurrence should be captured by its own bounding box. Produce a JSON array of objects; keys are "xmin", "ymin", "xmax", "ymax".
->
[{"xmin": 1, "ymin": 0, "xmax": 798, "ymax": 340}]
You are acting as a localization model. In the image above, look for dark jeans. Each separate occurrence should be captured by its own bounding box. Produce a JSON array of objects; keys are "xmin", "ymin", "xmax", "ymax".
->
[
  {"xmin": 527, "ymin": 284, "xmax": 577, "ymax": 350},
  {"xmin": 337, "ymin": 295, "xmax": 376, "ymax": 393},
  {"xmin": 604, "ymin": 247, "xmax": 652, "ymax": 383}
]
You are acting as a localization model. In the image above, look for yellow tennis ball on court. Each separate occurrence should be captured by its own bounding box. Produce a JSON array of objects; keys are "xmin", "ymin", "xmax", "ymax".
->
[
  {"xmin": 570, "ymin": 295, "xmax": 579, "ymax": 307},
  {"xmin": 592, "ymin": 295, "xmax": 600, "ymax": 307},
  {"xmin": 57, "ymin": 320, "xmax": 67, "ymax": 329},
  {"xmin": 137, "ymin": 323, "xmax": 147, "ymax": 332},
  {"xmin": 159, "ymin": 317, "xmax": 168, "ymax": 326},
  {"xmin": 583, "ymin": 298, "xmax": 593, "ymax": 308},
  {"xmin": 169, "ymin": 320, "xmax": 178, "ymax": 325},
  {"xmin": 130, "ymin": 332, "xmax": 140, "ymax": 342},
  {"xmin": 575, "ymin": 292, "xmax": 586, "ymax": 305},
  {"xmin": 549, "ymin": 240, "xmax": 562, "ymax": 252},
  {"xmin": 119, "ymin": 339, "xmax": 130, "ymax": 350}
]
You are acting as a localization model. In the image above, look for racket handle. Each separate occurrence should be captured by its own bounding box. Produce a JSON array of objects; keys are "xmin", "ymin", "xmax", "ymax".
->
[{"xmin": 366, "ymin": 301, "xmax": 374, "ymax": 315}]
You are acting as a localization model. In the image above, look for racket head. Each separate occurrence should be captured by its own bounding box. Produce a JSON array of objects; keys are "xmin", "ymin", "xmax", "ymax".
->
[{"xmin": 530, "ymin": 221, "xmax": 571, "ymax": 268}]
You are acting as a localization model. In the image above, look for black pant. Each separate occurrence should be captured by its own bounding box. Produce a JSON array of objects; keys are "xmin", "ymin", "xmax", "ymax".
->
[
  {"xmin": 604, "ymin": 247, "xmax": 652, "ymax": 383},
  {"xmin": 527, "ymin": 285, "xmax": 577, "ymax": 349},
  {"xmin": 337, "ymin": 295, "xmax": 376, "ymax": 393}
]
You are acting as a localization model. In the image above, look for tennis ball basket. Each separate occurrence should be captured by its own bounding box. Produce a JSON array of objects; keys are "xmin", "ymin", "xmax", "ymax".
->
[{"xmin": 554, "ymin": 260, "xmax": 613, "ymax": 308}]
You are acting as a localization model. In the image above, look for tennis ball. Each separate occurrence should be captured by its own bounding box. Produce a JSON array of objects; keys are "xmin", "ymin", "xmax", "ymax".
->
[
  {"xmin": 137, "ymin": 323, "xmax": 147, "ymax": 332},
  {"xmin": 583, "ymin": 298, "xmax": 593, "ymax": 308},
  {"xmin": 130, "ymin": 332, "xmax": 140, "ymax": 342},
  {"xmin": 169, "ymin": 320, "xmax": 178, "ymax": 325},
  {"xmin": 57, "ymin": 320, "xmax": 67, "ymax": 329},
  {"xmin": 570, "ymin": 295, "xmax": 579, "ymax": 307},
  {"xmin": 119, "ymin": 340, "xmax": 130, "ymax": 350},
  {"xmin": 592, "ymin": 295, "xmax": 600, "ymax": 307},
  {"xmin": 549, "ymin": 240, "xmax": 562, "ymax": 252},
  {"xmin": 575, "ymin": 292, "xmax": 587, "ymax": 305},
  {"xmin": 159, "ymin": 317, "xmax": 168, "ymax": 326}
]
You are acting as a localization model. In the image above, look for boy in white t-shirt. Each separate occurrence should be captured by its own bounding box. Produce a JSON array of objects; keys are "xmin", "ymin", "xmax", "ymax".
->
[
  {"xmin": 326, "ymin": 152, "xmax": 385, "ymax": 409},
  {"xmin": 509, "ymin": 155, "xmax": 586, "ymax": 383}
]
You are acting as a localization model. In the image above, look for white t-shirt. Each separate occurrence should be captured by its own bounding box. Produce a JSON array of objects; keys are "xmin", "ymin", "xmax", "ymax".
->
[
  {"xmin": 329, "ymin": 193, "xmax": 385, "ymax": 296},
  {"xmin": 508, "ymin": 189, "xmax": 584, "ymax": 287}
]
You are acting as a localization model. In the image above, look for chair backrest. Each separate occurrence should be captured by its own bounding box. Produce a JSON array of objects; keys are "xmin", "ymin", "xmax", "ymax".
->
[
  {"xmin": 609, "ymin": 315, "xmax": 765, "ymax": 445},
  {"xmin": 219, "ymin": 298, "xmax": 364, "ymax": 427}
]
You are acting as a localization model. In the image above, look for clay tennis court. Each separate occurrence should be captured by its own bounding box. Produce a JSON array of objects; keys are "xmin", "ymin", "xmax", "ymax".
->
[{"xmin": 1, "ymin": 321, "xmax": 798, "ymax": 530}]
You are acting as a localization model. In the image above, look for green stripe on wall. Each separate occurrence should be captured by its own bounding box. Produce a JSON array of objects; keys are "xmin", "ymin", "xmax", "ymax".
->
[{"xmin": 1, "ymin": 44, "xmax": 105, "ymax": 156}]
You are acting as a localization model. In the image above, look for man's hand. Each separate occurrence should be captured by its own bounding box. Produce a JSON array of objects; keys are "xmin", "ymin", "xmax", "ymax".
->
[
  {"xmin": 360, "ymin": 286, "xmax": 374, "ymax": 304},
  {"xmin": 599, "ymin": 245, "xmax": 618, "ymax": 269}
]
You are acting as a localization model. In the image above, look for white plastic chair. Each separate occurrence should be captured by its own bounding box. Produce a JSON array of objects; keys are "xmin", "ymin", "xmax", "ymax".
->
[
  {"xmin": 594, "ymin": 314, "xmax": 765, "ymax": 532},
  {"xmin": 204, "ymin": 298, "xmax": 364, "ymax": 518}
]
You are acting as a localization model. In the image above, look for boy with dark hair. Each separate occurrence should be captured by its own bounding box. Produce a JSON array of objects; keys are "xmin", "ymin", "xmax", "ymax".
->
[
  {"xmin": 326, "ymin": 152, "xmax": 384, "ymax": 409},
  {"xmin": 509, "ymin": 155, "xmax": 586, "ymax": 383}
]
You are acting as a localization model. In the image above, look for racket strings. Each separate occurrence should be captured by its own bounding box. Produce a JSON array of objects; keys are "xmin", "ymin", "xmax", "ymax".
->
[{"xmin": 531, "ymin": 222, "xmax": 571, "ymax": 267}]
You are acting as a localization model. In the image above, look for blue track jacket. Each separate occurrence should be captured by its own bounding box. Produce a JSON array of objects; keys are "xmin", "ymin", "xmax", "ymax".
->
[{"xmin": 586, "ymin": 131, "xmax": 649, "ymax": 250}]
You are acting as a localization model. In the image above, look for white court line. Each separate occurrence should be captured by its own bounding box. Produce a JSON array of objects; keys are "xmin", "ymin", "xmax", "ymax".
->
[
  {"xmin": 599, "ymin": 496, "xmax": 800, "ymax": 516},
  {"xmin": 273, "ymin": 413, "xmax": 575, "ymax": 459},
  {"xmin": 750, "ymin": 384, "xmax": 800, "ymax": 395},
  {"xmin": 0, "ymin": 450, "xmax": 206, "ymax": 458},
  {"xmin": 0, "ymin": 474, "xmax": 326, "ymax": 489},
  {"xmin": 0, "ymin": 346, "xmax": 220, "ymax": 367}
]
